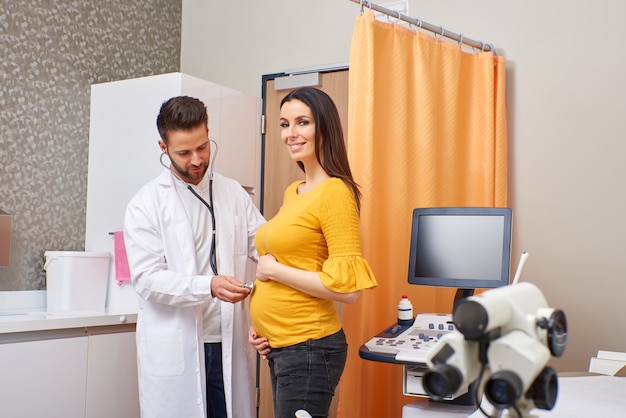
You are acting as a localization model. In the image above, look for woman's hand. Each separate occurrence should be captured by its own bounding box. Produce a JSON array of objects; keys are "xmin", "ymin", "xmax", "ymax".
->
[
  {"xmin": 248, "ymin": 326, "xmax": 271, "ymax": 359},
  {"xmin": 255, "ymin": 254, "xmax": 278, "ymax": 282}
]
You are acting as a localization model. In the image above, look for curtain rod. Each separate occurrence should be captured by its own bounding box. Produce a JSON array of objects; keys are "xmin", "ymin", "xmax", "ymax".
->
[{"xmin": 348, "ymin": 0, "xmax": 495, "ymax": 53}]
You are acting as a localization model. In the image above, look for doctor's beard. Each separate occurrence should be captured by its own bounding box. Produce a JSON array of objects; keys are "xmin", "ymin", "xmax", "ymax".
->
[{"xmin": 169, "ymin": 156, "xmax": 208, "ymax": 184}]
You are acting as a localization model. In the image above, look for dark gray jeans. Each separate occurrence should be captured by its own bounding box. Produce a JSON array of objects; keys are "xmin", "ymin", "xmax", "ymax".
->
[{"xmin": 266, "ymin": 329, "xmax": 348, "ymax": 418}]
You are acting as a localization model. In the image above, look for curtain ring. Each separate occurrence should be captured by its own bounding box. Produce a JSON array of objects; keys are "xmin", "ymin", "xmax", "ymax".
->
[
  {"xmin": 486, "ymin": 43, "xmax": 496, "ymax": 54},
  {"xmin": 435, "ymin": 26, "xmax": 445, "ymax": 40},
  {"xmin": 458, "ymin": 34, "xmax": 464, "ymax": 47},
  {"xmin": 387, "ymin": 10, "xmax": 401, "ymax": 24},
  {"xmin": 415, "ymin": 18, "xmax": 422, "ymax": 30},
  {"xmin": 360, "ymin": 0, "xmax": 369, "ymax": 13}
]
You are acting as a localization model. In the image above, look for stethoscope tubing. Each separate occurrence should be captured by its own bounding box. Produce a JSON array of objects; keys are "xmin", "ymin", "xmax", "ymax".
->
[{"xmin": 159, "ymin": 140, "xmax": 219, "ymax": 275}]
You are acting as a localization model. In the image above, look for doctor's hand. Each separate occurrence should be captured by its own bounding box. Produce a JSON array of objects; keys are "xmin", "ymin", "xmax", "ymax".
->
[
  {"xmin": 256, "ymin": 254, "xmax": 278, "ymax": 282},
  {"xmin": 248, "ymin": 326, "xmax": 271, "ymax": 359},
  {"xmin": 211, "ymin": 275, "xmax": 251, "ymax": 303}
]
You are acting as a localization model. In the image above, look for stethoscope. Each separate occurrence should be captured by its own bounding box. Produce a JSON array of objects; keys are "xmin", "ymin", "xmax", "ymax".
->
[{"xmin": 160, "ymin": 139, "xmax": 219, "ymax": 275}]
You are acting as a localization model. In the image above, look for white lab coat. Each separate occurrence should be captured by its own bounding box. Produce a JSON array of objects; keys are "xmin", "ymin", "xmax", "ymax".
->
[{"xmin": 124, "ymin": 169, "xmax": 265, "ymax": 418}]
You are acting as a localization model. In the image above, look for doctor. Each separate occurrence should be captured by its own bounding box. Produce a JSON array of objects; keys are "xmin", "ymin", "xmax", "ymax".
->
[{"xmin": 124, "ymin": 96, "xmax": 265, "ymax": 418}]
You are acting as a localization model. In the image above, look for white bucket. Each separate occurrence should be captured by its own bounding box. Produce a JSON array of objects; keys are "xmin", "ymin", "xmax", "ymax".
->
[{"xmin": 44, "ymin": 251, "xmax": 111, "ymax": 311}]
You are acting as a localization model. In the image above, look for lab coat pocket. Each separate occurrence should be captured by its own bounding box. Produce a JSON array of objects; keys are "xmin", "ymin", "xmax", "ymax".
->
[
  {"xmin": 233, "ymin": 215, "xmax": 247, "ymax": 255},
  {"xmin": 140, "ymin": 328, "xmax": 185, "ymax": 376}
]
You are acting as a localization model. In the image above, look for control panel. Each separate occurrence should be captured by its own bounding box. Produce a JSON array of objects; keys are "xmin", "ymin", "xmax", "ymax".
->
[
  {"xmin": 362, "ymin": 313, "xmax": 454, "ymax": 364},
  {"xmin": 359, "ymin": 312, "xmax": 473, "ymax": 401}
]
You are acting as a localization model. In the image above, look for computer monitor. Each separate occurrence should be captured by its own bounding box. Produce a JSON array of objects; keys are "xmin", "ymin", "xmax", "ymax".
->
[{"xmin": 407, "ymin": 207, "xmax": 513, "ymax": 305}]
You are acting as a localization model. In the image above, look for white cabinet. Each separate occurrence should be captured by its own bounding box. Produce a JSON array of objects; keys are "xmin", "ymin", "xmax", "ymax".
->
[
  {"xmin": 193, "ymin": 79, "xmax": 263, "ymax": 194},
  {"xmin": 85, "ymin": 73, "xmax": 262, "ymax": 310},
  {"xmin": 0, "ymin": 331, "xmax": 89, "ymax": 418},
  {"xmin": 0, "ymin": 324, "xmax": 139, "ymax": 418},
  {"xmin": 85, "ymin": 326, "xmax": 140, "ymax": 418}
]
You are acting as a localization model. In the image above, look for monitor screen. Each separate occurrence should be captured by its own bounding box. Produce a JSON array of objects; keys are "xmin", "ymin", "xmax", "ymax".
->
[{"xmin": 407, "ymin": 207, "xmax": 512, "ymax": 289}]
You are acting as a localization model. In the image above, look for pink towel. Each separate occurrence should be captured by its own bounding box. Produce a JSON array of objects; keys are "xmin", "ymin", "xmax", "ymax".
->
[{"xmin": 114, "ymin": 231, "xmax": 131, "ymax": 286}]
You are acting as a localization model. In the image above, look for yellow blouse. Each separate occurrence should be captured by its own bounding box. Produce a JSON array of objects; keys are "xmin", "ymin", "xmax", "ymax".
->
[{"xmin": 250, "ymin": 177, "xmax": 377, "ymax": 348}]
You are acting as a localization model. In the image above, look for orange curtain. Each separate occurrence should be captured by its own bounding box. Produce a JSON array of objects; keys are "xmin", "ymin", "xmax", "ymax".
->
[{"xmin": 339, "ymin": 12, "xmax": 507, "ymax": 418}]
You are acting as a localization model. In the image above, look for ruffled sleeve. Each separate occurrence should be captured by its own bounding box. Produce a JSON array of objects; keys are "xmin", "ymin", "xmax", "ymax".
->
[
  {"xmin": 320, "ymin": 255, "xmax": 378, "ymax": 292},
  {"xmin": 316, "ymin": 178, "xmax": 378, "ymax": 292}
]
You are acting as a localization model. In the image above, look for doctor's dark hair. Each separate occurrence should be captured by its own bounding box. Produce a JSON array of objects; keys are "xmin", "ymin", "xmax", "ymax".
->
[
  {"xmin": 280, "ymin": 87, "xmax": 362, "ymax": 211},
  {"xmin": 156, "ymin": 96, "xmax": 209, "ymax": 144}
]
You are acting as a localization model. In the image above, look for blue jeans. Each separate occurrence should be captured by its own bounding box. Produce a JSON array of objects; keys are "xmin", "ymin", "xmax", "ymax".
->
[
  {"xmin": 266, "ymin": 329, "xmax": 348, "ymax": 418},
  {"xmin": 204, "ymin": 343, "xmax": 227, "ymax": 418}
]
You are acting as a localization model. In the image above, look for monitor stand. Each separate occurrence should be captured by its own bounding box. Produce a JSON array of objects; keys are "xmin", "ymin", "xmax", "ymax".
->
[{"xmin": 453, "ymin": 288, "xmax": 474, "ymax": 312}]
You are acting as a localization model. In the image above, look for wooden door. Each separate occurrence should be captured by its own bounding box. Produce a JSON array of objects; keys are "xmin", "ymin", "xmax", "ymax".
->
[{"xmin": 259, "ymin": 69, "xmax": 349, "ymax": 418}]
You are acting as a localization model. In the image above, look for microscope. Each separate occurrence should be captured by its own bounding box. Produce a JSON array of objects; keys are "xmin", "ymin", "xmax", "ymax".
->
[{"xmin": 422, "ymin": 282, "xmax": 568, "ymax": 417}]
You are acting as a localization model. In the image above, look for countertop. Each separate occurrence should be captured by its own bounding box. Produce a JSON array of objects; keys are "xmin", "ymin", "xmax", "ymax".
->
[{"xmin": 0, "ymin": 308, "xmax": 138, "ymax": 334}]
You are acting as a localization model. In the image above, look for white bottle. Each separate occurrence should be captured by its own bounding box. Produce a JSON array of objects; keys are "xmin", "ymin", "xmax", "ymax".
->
[{"xmin": 398, "ymin": 295, "xmax": 414, "ymax": 325}]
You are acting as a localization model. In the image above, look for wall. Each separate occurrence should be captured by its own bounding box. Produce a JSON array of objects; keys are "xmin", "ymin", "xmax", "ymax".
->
[
  {"xmin": 181, "ymin": 0, "xmax": 626, "ymax": 373},
  {"xmin": 180, "ymin": 0, "xmax": 356, "ymax": 97},
  {"xmin": 0, "ymin": 0, "xmax": 182, "ymax": 290}
]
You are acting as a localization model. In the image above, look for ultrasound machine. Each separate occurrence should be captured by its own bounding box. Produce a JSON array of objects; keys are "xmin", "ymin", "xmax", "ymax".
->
[
  {"xmin": 359, "ymin": 207, "xmax": 514, "ymax": 402},
  {"xmin": 359, "ymin": 207, "xmax": 567, "ymax": 418}
]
